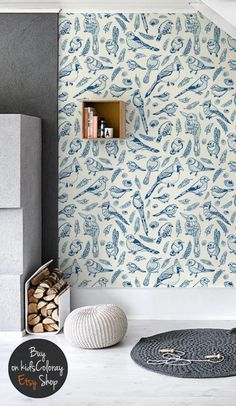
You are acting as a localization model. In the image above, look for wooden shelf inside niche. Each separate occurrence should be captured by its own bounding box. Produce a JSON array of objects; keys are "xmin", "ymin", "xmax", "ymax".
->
[{"xmin": 82, "ymin": 100, "xmax": 126, "ymax": 140}]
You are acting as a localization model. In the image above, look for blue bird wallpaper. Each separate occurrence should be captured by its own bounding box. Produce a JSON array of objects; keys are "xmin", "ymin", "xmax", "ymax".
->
[{"xmin": 58, "ymin": 12, "xmax": 236, "ymax": 288}]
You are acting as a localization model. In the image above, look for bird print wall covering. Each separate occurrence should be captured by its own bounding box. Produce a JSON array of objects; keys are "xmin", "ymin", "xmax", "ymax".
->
[{"xmin": 58, "ymin": 12, "xmax": 236, "ymax": 289}]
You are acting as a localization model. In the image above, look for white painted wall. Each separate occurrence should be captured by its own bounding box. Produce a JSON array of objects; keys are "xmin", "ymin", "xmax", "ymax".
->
[{"xmin": 71, "ymin": 288, "xmax": 236, "ymax": 320}]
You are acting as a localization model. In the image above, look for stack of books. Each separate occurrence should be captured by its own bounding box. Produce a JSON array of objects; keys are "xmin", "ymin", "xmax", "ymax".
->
[{"xmin": 83, "ymin": 107, "xmax": 99, "ymax": 139}]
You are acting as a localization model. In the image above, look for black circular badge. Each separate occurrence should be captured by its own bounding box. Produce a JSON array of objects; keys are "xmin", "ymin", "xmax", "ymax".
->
[{"xmin": 8, "ymin": 339, "xmax": 68, "ymax": 398}]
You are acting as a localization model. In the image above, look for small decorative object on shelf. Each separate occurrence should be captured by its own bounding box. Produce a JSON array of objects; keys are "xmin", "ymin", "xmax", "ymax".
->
[
  {"xmin": 25, "ymin": 260, "xmax": 70, "ymax": 334},
  {"xmin": 82, "ymin": 100, "xmax": 126, "ymax": 140}
]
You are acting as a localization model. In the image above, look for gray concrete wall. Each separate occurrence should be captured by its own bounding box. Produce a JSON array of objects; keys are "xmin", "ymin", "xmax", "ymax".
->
[{"xmin": 0, "ymin": 13, "xmax": 58, "ymax": 264}]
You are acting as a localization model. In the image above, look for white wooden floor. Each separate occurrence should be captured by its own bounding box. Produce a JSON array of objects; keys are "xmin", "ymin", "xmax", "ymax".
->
[{"xmin": 1, "ymin": 320, "xmax": 236, "ymax": 406}]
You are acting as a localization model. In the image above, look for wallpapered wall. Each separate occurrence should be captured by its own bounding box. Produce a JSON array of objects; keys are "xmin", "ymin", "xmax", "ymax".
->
[{"xmin": 58, "ymin": 12, "xmax": 236, "ymax": 288}]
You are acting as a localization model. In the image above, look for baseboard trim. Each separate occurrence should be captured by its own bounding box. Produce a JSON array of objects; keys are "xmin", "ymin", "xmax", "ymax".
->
[
  {"xmin": 71, "ymin": 288, "xmax": 236, "ymax": 320},
  {"xmin": 0, "ymin": 329, "xmax": 26, "ymax": 337}
]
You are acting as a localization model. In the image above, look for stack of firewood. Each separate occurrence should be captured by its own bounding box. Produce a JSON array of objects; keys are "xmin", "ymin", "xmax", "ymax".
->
[{"xmin": 27, "ymin": 266, "xmax": 68, "ymax": 333}]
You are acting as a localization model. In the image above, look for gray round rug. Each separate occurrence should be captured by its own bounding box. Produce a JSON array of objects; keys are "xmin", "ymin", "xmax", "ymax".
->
[{"xmin": 131, "ymin": 328, "xmax": 236, "ymax": 378}]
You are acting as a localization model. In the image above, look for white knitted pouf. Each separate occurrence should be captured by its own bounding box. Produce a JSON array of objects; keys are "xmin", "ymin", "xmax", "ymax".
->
[{"xmin": 64, "ymin": 304, "xmax": 128, "ymax": 349}]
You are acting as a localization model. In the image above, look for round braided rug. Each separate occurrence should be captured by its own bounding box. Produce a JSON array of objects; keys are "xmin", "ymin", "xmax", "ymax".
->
[{"xmin": 131, "ymin": 328, "xmax": 236, "ymax": 378}]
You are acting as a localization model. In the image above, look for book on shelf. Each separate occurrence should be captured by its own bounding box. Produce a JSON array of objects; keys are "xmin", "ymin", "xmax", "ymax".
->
[{"xmin": 83, "ymin": 107, "xmax": 98, "ymax": 139}]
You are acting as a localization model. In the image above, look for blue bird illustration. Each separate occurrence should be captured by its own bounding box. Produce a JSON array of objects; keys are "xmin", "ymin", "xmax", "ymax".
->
[
  {"xmin": 211, "ymin": 84, "xmax": 233, "ymax": 98},
  {"xmin": 63, "ymin": 259, "xmax": 82, "ymax": 285},
  {"xmin": 229, "ymin": 59, "xmax": 236, "ymax": 70},
  {"xmin": 154, "ymin": 91, "xmax": 170, "ymax": 102},
  {"xmin": 59, "ymin": 204, "xmax": 77, "ymax": 218},
  {"xmin": 187, "ymin": 158, "xmax": 214, "ymax": 175},
  {"xmin": 91, "ymin": 277, "xmax": 109, "ymax": 288},
  {"xmin": 228, "ymin": 161, "xmax": 236, "ymax": 172},
  {"xmin": 109, "ymin": 84, "xmax": 132, "ymax": 97},
  {"xmin": 227, "ymin": 234, "xmax": 236, "ymax": 254},
  {"xmin": 153, "ymin": 193, "xmax": 170, "ymax": 203},
  {"xmin": 59, "ymin": 19, "xmax": 72, "ymax": 36},
  {"xmin": 126, "ymin": 31, "xmax": 159, "ymax": 52},
  {"xmin": 127, "ymin": 135, "xmax": 160, "ymax": 153},
  {"xmin": 127, "ymin": 262, "xmax": 145, "ymax": 274},
  {"xmin": 228, "ymin": 36, "xmax": 236, "ymax": 51},
  {"xmin": 83, "ymin": 13, "xmax": 99, "ymax": 55},
  {"xmin": 143, "ymin": 55, "xmax": 160, "ymax": 84},
  {"xmin": 59, "ymin": 222, "xmax": 72, "ymax": 239},
  {"xmin": 156, "ymin": 19, "xmax": 173, "ymax": 41},
  {"xmin": 145, "ymin": 158, "xmax": 183, "ymax": 199},
  {"xmin": 74, "ymin": 176, "xmax": 108, "ymax": 199},
  {"xmin": 74, "ymin": 74, "xmax": 108, "ymax": 97},
  {"xmin": 59, "ymin": 102, "xmax": 77, "ymax": 116},
  {"xmin": 68, "ymin": 239, "xmax": 82, "ymax": 256},
  {"xmin": 69, "ymin": 36, "xmax": 82, "ymax": 53},
  {"xmin": 203, "ymin": 201, "xmax": 231, "ymax": 225},
  {"xmin": 156, "ymin": 222, "xmax": 173, "ymax": 244},
  {"xmin": 207, "ymin": 127, "xmax": 220, "ymax": 158},
  {"xmin": 156, "ymin": 121, "xmax": 173, "ymax": 142},
  {"xmin": 126, "ymin": 234, "xmax": 159, "ymax": 254},
  {"xmin": 170, "ymin": 138, "xmax": 183, "ymax": 155},
  {"xmin": 207, "ymin": 26, "xmax": 220, "ymax": 57},
  {"xmin": 227, "ymin": 133, "xmax": 236, "ymax": 152},
  {"xmin": 106, "ymin": 26, "xmax": 119, "ymax": 56},
  {"xmin": 58, "ymin": 193, "xmax": 68, "ymax": 203},
  {"xmin": 105, "ymin": 140, "xmax": 119, "ymax": 158},
  {"xmin": 181, "ymin": 213, "xmax": 201, "ymax": 257},
  {"xmin": 175, "ymin": 74, "xmax": 209, "ymax": 98},
  {"xmin": 170, "ymin": 36, "xmax": 184, "ymax": 53},
  {"xmin": 80, "ymin": 213, "xmax": 100, "ymax": 257},
  {"xmin": 193, "ymin": 277, "xmax": 210, "ymax": 287},
  {"xmin": 59, "ymin": 157, "xmax": 81, "ymax": 186},
  {"xmin": 59, "ymin": 56, "xmax": 81, "ymax": 86},
  {"xmin": 203, "ymin": 100, "xmax": 231, "ymax": 124},
  {"xmin": 176, "ymin": 176, "xmax": 209, "ymax": 199},
  {"xmin": 132, "ymin": 191, "xmax": 148, "ymax": 236},
  {"xmin": 187, "ymin": 259, "xmax": 215, "ymax": 277},
  {"xmin": 145, "ymin": 56, "xmax": 183, "ymax": 96},
  {"xmin": 187, "ymin": 56, "xmax": 214, "ymax": 74},
  {"xmin": 105, "ymin": 229, "xmax": 119, "ymax": 259},
  {"xmin": 153, "ymin": 102, "xmax": 178, "ymax": 117},
  {"xmin": 58, "ymin": 92, "xmax": 68, "ymax": 102},
  {"xmin": 170, "ymin": 239, "xmax": 184, "ymax": 256},
  {"xmin": 143, "ymin": 156, "xmax": 160, "ymax": 185},
  {"xmin": 132, "ymin": 89, "xmax": 149, "ymax": 134},
  {"xmin": 185, "ymin": 13, "xmax": 201, "ymax": 55},
  {"xmin": 180, "ymin": 279, "xmax": 193, "ymax": 288},
  {"xmin": 181, "ymin": 112, "xmax": 201, "ymax": 156},
  {"xmin": 143, "ymin": 258, "xmax": 160, "ymax": 286},
  {"xmin": 110, "ymin": 185, "xmax": 132, "ymax": 199},
  {"xmin": 154, "ymin": 259, "xmax": 183, "ymax": 287},
  {"xmin": 85, "ymin": 158, "xmax": 112, "ymax": 175},
  {"xmin": 68, "ymin": 139, "xmax": 82, "ymax": 155},
  {"xmin": 224, "ymin": 281, "xmax": 234, "ymax": 288},
  {"xmin": 228, "ymin": 262, "xmax": 236, "ymax": 273},
  {"xmin": 59, "ymin": 121, "xmax": 72, "ymax": 138},
  {"xmin": 207, "ymin": 229, "xmax": 220, "ymax": 260},
  {"xmin": 85, "ymin": 56, "xmax": 113, "ymax": 74},
  {"xmin": 85, "ymin": 259, "xmax": 113, "ymax": 277},
  {"xmin": 154, "ymin": 204, "xmax": 178, "ymax": 218},
  {"xmin": 127, "ymin": 161, "xmax": 145, "ymax": 172},
  {"xmin": 211, "ymin": 186, "xmax": 233, "ymax": 199},
  {"xmin": 127, "ymin": 59, "xmax": 145, "ymax": 71},
  {"xmin": 101, "ymin": 201, "xmax": 129, "ymax": 225}
]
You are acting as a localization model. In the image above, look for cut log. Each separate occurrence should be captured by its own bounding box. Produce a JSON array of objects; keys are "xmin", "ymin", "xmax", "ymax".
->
[
  {"xmin": 47, "ymin": 279, "xmax": 66, "ymax": 296},
  {"xmin": 40, "ymin": 306, "xmax": 48, "ymax": 318},
  {"xmin": 44, "ymin": 324, "xmax": 56, "ymax": 332},
  {"xmin": 28, "ymin": 295, "xmax": 38, "ymax": 304},
  {"xmin": 28, "ymin": 303, "xmax": 38, "ymax": 314},
  {"xmin": 33, "ymin": 323, "xmax": 44, "ymax": 333},
  {"xmin": 28, "ymin": 288, "xmax": 35, "ymax": 297},
  {"xmin": 54, "ymin": 295, "xmax": 59, "ymax": 305},
  {"xmin": 46, "ymin": 302, "xmax": 57, "ymax": 310},
  {"xmin": 44, "ymin": 294, "xmax": 56, "ymax": 301},
  {"xmin": 40, "ymin": 270, "xmax": 63, "ymax": 289},
  {"xmin": 28, "ymin": 315, "xmax": 41, "ymax": 326},
  {"xmin": 31, "ymin": 267, "xmax": 50, "ymax": 286},
  {"xmin": 37, "ymin": 300, "xmax": 47, "ymax": 310},
  {"xmin": 42, "ymin": 317, "xmax": 54, "ymax": 325},
  {"xmin": 50, "ymin": 323, "xmax": 59, "ymax": 330},
  {"xmin": 33, "ymin": 286, "xmax": 45, "ymax": 299},
  {"xmin": 47, "ymin": 309, "xmax": 53, "ymax": 316},
  {"xmin": 51, "ymin": 309, "xmax": 59, "ymax": 322}
]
